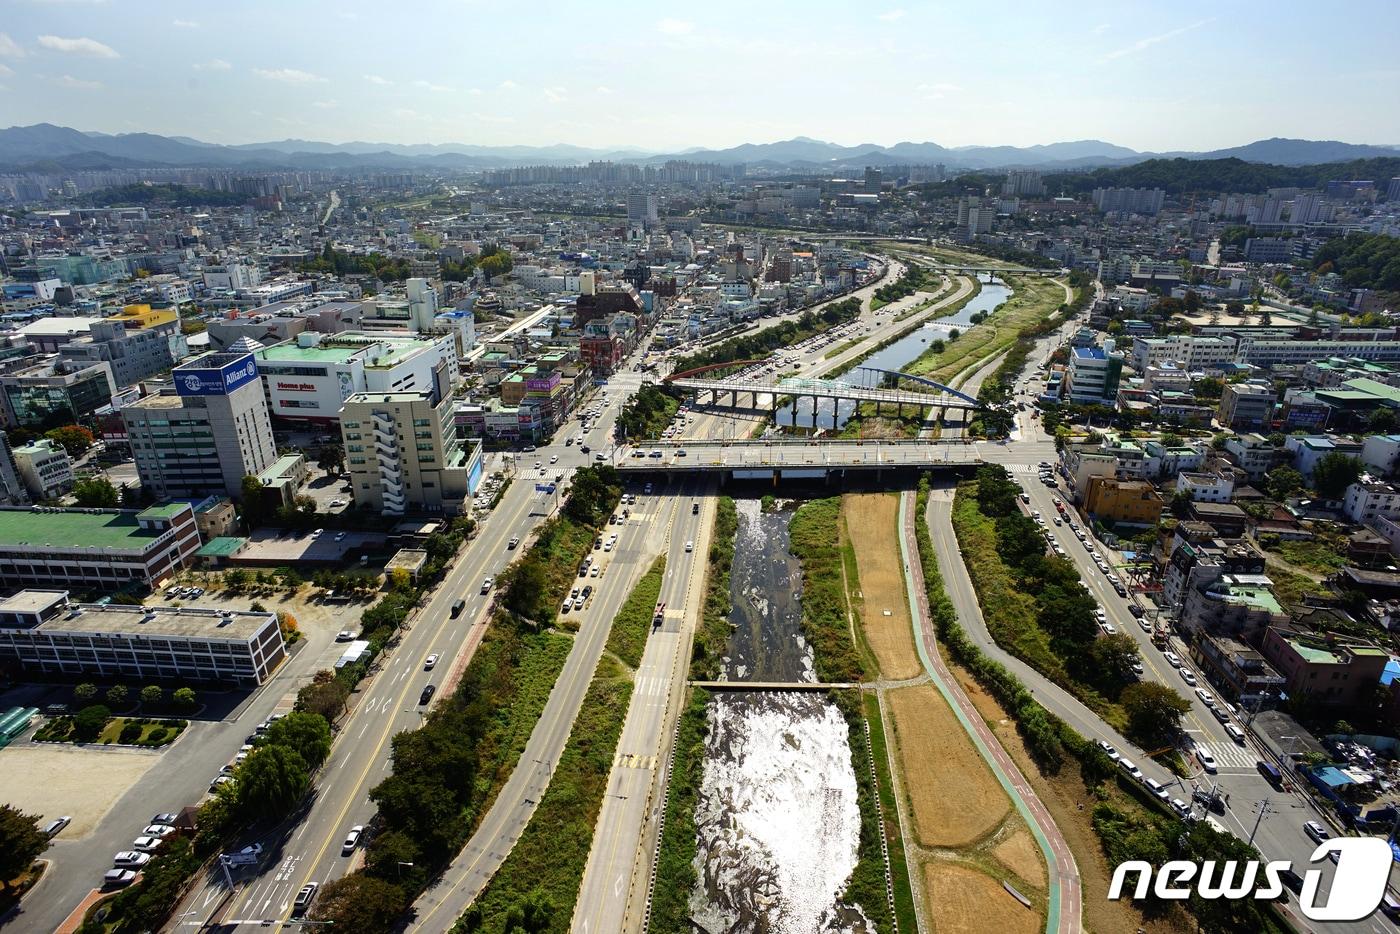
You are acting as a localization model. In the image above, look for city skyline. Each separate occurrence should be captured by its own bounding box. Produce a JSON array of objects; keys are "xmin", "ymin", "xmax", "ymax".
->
[{"xmin": 1, "ymin": 0, "xmax": 1397, "ymax": 152}]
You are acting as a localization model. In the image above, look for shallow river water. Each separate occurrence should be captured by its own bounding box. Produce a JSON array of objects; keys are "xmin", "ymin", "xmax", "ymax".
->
[{"xmin": 688, "ymin": 499, "xmax": 874, "ymax": 934}]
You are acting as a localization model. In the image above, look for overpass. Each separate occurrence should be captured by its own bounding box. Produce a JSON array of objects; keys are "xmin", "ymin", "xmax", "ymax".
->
[
  {"xmin": 614, "ymin": 438, "xmax": 983, "ymax": 479},
  {"xmin": 665, "ymin": 373, "xmax": 981, "ymax": 420}
]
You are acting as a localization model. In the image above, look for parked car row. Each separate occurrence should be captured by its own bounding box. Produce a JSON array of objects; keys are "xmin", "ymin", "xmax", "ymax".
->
[{"xmin": 102, "ymin": 813, "xmax": 182, "ymax": 887}]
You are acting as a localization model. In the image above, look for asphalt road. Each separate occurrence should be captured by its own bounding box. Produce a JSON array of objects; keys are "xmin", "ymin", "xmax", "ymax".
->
[
  {"xmin": 925, "ymin": 319, "xmax": 1392, "ymax": 932},
  {"xmin": 175, "ymin": 375, "xmax": 646, "ymax": 930},
  {"xmin": 406, "ymin": 473, "xmax": 701, "ymax": 931}
]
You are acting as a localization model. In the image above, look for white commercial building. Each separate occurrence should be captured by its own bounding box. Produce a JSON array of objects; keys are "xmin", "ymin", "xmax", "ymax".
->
[
  {"xmin": 1344, "ymin": 477, "xmax": 1400, "ymax": 524},
  {"xmin": 12, "ymin": 439, "xmax": 74, "ymax": 500},
  {"xmin": 253, "ymin": 331, "xmax": 458, "ymax": 425},
  {"xmin": 1131, "ymin": 335, "xmax": 1237, "ymax": 373},
  {"xmin": 123, "ymin": 352, "xmax": 277, "ymax": 500},
  {"xmin": 1362, "ymin": 435, "xmax": 1400, "ymax": 477}
]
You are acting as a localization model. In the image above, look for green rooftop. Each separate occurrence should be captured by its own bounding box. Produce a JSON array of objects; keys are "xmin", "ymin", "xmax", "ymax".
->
[
  {"xmin": 0, "ymin": 509, "xmax": 163, "ymax": 550},
  {"xmin": 1218, "ymin": 585, "xmax": 1283, "ymax": 616},
  {"xmin": 257, "ymin": 344, "xmax": 360, "ymax": 363},
  {"xmin": 138, "ymin": 503, "xmax": 190, "ymax": 521},
  {"xmin": 196, "ymin": 536, "xmax": 246, "ymax": 557}
]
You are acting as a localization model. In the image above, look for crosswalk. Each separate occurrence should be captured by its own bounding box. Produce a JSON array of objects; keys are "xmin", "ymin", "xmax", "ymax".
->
[{"xmin": 1191, "ymin": 736, "xmax": 1259, "ymax": 770}]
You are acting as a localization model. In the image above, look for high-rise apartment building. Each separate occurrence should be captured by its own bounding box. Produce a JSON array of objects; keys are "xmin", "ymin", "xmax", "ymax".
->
[
  {"xmin": 340, "ymin": 362, "xmax": 482, "ymax": 515},
  {"xmin": 123, "ymin": 352, "xmax": 277, "ymax": 500},
  {"xmin": 1092, "ymin": 187, "xmax": 1165, "ymax": 216},
  {"xmin": 1003, "ymin": 169, "xmax": 1045, "ymax": 198},
  {"xmin": 626, "ymin": 191, "xmax": 658, "ymax": 226}
]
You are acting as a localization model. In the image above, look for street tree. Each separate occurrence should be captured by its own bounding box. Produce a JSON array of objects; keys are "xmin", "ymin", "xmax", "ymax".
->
[
  {"xmin": 1121, "ymin": 682, "xmax": 1192, "ymax": 746},
  {"xmin": 0, "ymin": 804, "xmax": 49, "ymax": 892},
  {"xmin": 262, "ymin": 710, "xmax": 332, "ymax": 769},
  {"xmin": 235, "ymin": 745, "xmax": 310, "ymax": 819},
  {"xmin": 43, "ymin": 425, "xmax": 94, "ymax": 457},
  {"xmin": 310, "ymin": 874, "xmax": 409, "ymax": 933},
  {"xmin": 140, "ymin": 685, "xmax": 163, "ymax": 706},
  {"xmin": 73, "ymin": 477, "xmax": 119, "ymax": 508}
]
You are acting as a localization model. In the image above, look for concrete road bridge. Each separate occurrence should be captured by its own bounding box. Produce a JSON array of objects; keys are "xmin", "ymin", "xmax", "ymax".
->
[
  {"xmin": 665, "ymin": 372, "xmax": 981, "ymax": 420},
  {"xmin": 614, "ymin": 438, "xmax": 984, "ymax": 479}
]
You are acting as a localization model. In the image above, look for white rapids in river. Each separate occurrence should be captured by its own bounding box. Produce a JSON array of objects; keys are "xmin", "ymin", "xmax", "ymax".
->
[{"xmin": 689, "ymin": 692, "xmax": 873, "ymax": 934}]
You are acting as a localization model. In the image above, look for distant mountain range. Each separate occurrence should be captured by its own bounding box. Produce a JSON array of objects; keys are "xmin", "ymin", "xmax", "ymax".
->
[{"xmin": 2, "ymin": 124, "xmax": 1397, "ymax": 174}]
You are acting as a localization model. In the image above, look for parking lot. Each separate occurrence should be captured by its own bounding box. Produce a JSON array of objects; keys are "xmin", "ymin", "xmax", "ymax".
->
[{"xmin": 0, "ymin": 743, "xmax": 162, "ymax": 840}]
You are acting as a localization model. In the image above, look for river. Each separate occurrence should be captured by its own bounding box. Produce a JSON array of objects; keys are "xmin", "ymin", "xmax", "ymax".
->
[
  {"xmin": 775, "ymin": 274, "xmax": 1012, "ymax": 431},
  {"xmin": 688, "ymin": 499, "xmax": 875, "ymax": 933}
]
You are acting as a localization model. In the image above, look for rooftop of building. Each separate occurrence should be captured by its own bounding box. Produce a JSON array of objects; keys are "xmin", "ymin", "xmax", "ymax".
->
[
  {"xmin": 196, "ymin": 536, "xmax": 246, "ymax": 558},
  {"xmin": 14, "ymin": 597, "xmax": 276, "ymax": 641},
  {"xmin": 1208, "ymin": 580, "xmax": 1284, "ymax": 615},
  {"xmin": 0, "ymin": 507, "xmax": 172, "ymax": 551},
  {"xmin": 127, "ymin": 393, "xmax": 189, "ymax": 409},
  {"xmin": 1285, "ymin": 635, "xmax": 1389, "ymax": 665}
]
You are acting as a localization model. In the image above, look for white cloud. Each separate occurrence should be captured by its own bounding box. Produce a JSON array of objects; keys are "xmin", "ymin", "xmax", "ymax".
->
[
  {"xmin": 595, "ymin": 85, "xmax": 613, "ymax": 94},
  {"xmin": 916, "ymin": 82, "xmax": 961, "ymax": 93},
  {"xmin": 253, "ymin": 67, "xmax": 327, "ymax": 84},
  {"xmin": 468, "ymin": 87, "xmax": 483, "ymax": 95},
  {"xmin": 56, "ymin": 73, "xmax": 102, "ymax": 89},
  {"xmin": 393, "ymin": 108, "xmax": 428, "ymax": 121},
  {"xmin": 413, "ymin": 79, "xmax": 453, "ymax": 92},
  {"xmin": 471, "ymin": 112, "xmax": 515, "ymax": 125},
  {"xmin": 1091, "ymin": 23, "xmax": 1111, "ymax": 36},
  {"xmin": 1100, "ymin": 18, "xmax": 1214, "ymax": 62},
  {"xmin": 172, "ymin": 19, "xmax": 199, "ymax": 28},
  {"xmin": 542, "ymin": 86, "xmax": 567, "ymax": 103},
  {"xmin": 498, "ymin": 79, "xmax": 517, "ymax": 89},
  {"xmin": 0, "ymin": 33, "xmax": 25, "ymax": 58},
  {"xmin": 37, "ymin": 35, "xmax": 120, "ymax": 58},
  {"xmin": 193, "ymin": 58, "xmax": 231, "ymax": 71},
  {"xmin": 312, "ymin": 99, "xmax": 337, "ymax": 109},
  {"xmin": 657, "ymin": 18, "xmax": 694, "ymax": 36},
  {"xmin": 877, "ymin": 9, "xmax": 905, "ymax": 22},
  {"xmin": 0, "ymin": 64, "xmax": 11, "ymax": 77},
  {"xmin": 363, "ymin": 74, "xmax": 392, "ymax": 86}
]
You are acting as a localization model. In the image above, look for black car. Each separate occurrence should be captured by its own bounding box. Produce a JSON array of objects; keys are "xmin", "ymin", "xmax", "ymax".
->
[
  {"xmin": 1278, "ymin": 868, "xmax": 1304, "ymax": 894},
  {"xmin": 419, "ymin": 684, "xmax": 436, "ymax": 705}
]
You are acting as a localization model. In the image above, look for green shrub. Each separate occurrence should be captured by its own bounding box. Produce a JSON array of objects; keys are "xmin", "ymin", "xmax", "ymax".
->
[{"xmin": 118, "ymin": 722, "xmax": 143, "ymax": 744}]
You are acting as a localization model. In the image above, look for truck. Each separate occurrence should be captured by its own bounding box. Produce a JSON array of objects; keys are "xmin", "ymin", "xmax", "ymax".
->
[{"xmin": 1152, "ymin": 621, "xmax": 1170, "ymax": 649}]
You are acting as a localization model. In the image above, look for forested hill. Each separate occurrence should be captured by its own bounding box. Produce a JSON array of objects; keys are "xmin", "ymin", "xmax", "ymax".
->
[{"xmin": 920, "ymin": 156, "xmax": 1400, "ymax": 198}]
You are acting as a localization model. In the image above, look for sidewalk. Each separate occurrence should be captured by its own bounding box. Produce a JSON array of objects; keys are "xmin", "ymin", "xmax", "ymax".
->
[{"xmin": 897, "ymin": 490, "xmax": 1082, "ymax": 934}]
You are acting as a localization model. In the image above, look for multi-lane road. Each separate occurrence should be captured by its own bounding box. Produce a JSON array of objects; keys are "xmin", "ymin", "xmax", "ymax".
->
[
  {"xmin": 176, "ymin": 372, "xmax": 648, "ymax": 929},
  {"xmin": 926, "ymin": 315, "xmax": 1393, "ymax": 932}
]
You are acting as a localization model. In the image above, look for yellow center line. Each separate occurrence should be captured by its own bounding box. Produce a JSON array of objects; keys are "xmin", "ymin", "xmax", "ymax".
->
[
  {"xmin": 269, "ymin": 486, "xmax": 536, "ymax": 925},
  {"xmin": 413, "ymin": 482, "xmax": 679, "ymax": 932}
]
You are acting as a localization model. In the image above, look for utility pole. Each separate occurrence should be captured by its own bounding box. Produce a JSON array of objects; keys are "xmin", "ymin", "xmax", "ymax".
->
[{"xmin": 1248, "ymin": 797, "xmax": 1275, "ymax": 847}]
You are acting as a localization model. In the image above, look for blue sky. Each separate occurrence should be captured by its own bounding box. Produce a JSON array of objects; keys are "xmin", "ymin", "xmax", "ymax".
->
[{"xmin": 1, "ymin": 0, "xmax": 1396, "ymax": 152}]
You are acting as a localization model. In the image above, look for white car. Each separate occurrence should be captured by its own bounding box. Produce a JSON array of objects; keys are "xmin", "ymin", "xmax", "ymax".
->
[
  {"xmin": 424, "ymin": 654, "xmax": 439, "ymax": 670},
  {"xmin": 1099, "ymin": 622, "xmax": 1117, "ymax": 635},
  {"xmin": 1195, "ymin": 687, "xmax": 1215, "ymax": 708},
  {"xmin": 1143, "ymin": 777, "xmax": 1169, "ymax": 801},
  {"xmin": 132, "ymin": 835, "xmax": 163, "ymax": 852},
  {"xmin": 1095, "ymin": 739, "xmax": 1120, "ymax": 762},
  {"xmin": 142, "ymin": 824, "xmax": 176, "ymax": 837},
  {"xmin": 342, "ymin": 825, "xmax": 364, "ymax": 855},
  {"xmin": 113, "ymin": 851, "xmax": 151, "ymax": 868},
  {"xmin": 1164, "ymin": 650, "xmax": 1182, "ymax": 668},
  {"xmin": 1195, "ymin": 746, "xmax": 1218, "ymax": 774},
  {"xmin": 1179, "ymin": 668, "xmax": 1198, "ymax": 687},
  {"xmin": 685, "ymin": 540, "xmax": 694, "ymax": 553}
]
